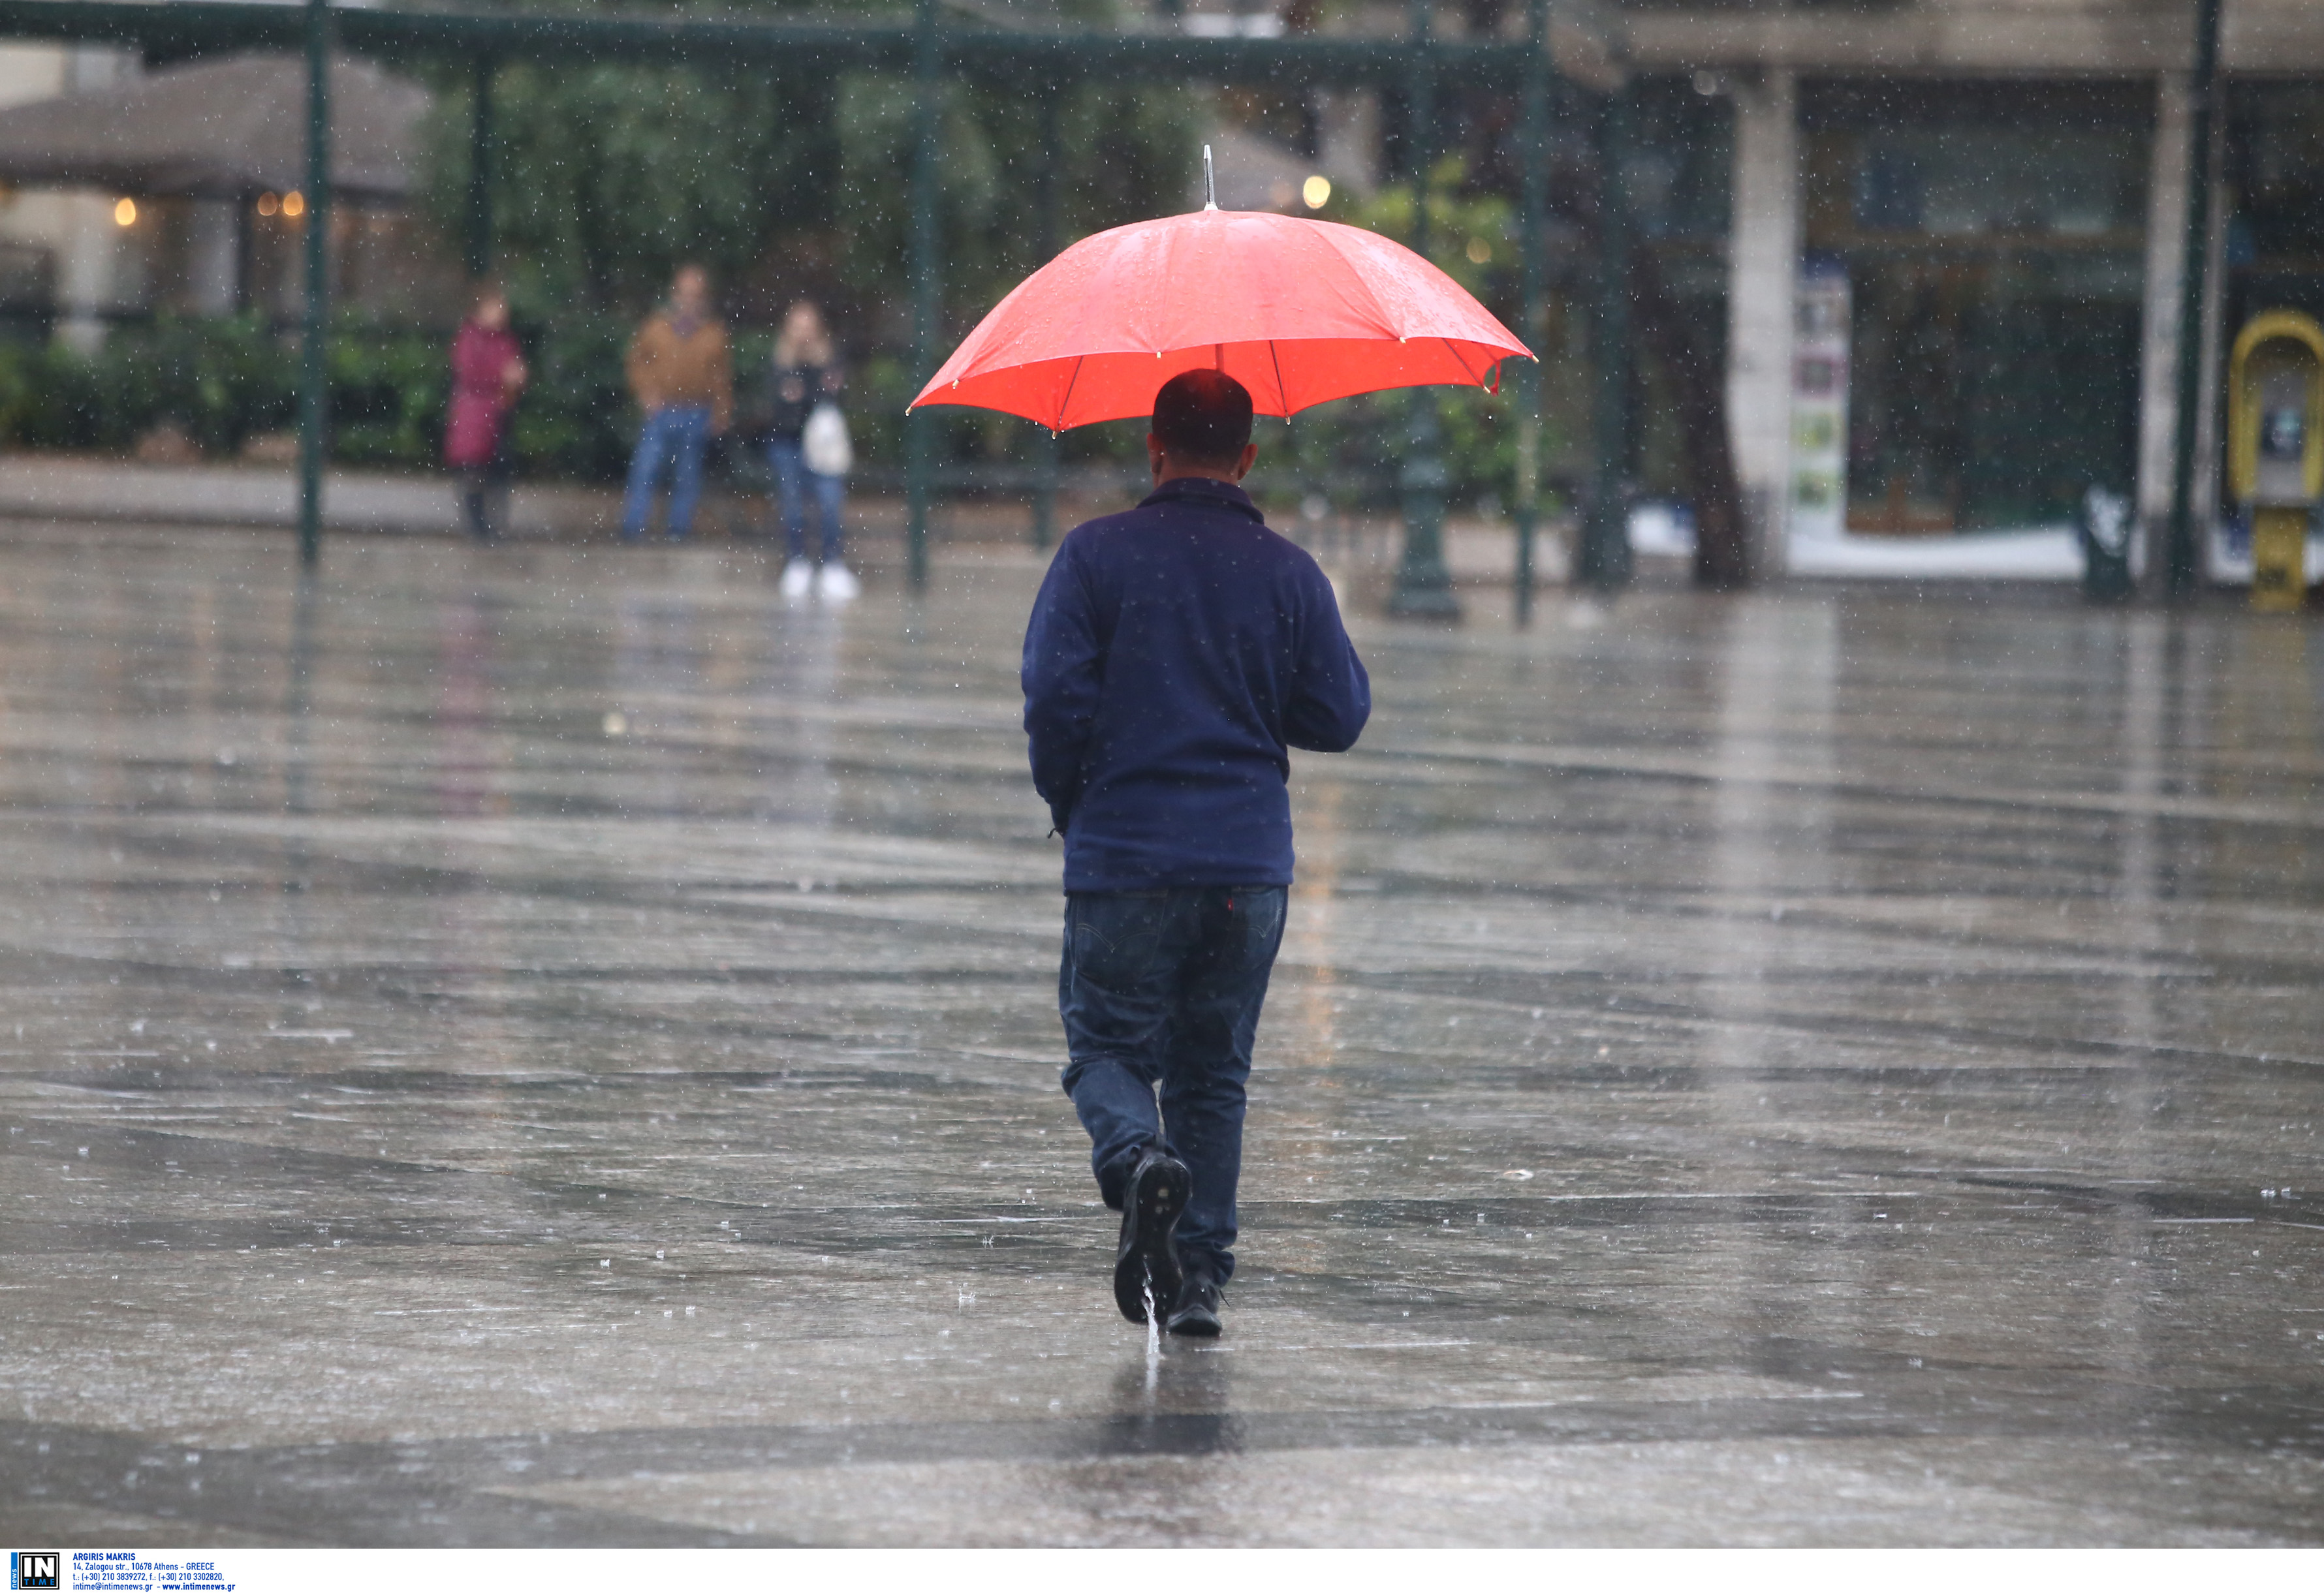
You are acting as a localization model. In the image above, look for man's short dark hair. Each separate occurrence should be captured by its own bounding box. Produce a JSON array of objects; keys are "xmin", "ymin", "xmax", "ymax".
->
[{"xmin": 1152, "ymin": 369, "xmax": 1255, "ymax": 466}]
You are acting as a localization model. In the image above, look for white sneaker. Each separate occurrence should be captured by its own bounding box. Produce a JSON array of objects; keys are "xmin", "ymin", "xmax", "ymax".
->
[
  {"xmin": 780, "ymin": 558, "xmax": 814, "ymax": 599},
  {"xmin": 817, "ymin": 562, "xmax": 860, "ymax": 602}
]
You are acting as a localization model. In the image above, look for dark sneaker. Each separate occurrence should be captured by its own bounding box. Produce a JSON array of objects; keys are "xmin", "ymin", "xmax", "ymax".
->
[
  {"xmin": 1112, "ymin": 1146, "xmax": 1189, "ymax": 1324},
  {"xmin": 1166, "ymin": 1262, "xmax": 1222, "ymax": 1338}
]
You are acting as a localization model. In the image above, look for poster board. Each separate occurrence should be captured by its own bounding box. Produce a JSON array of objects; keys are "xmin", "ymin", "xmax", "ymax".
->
[{"xmin": 1788, "ymin": 265, "xmax": 1851, "ymax": 552}]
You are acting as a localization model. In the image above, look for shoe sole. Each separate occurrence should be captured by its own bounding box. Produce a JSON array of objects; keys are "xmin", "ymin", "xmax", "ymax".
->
[
  {"xmin": 1113, "ymin": 1157, "xmax": 1189, "ymax": 1325},
  {"xmin": 1165, "ymin": 1303, "xmax": 1221, "ymax": 1338}
]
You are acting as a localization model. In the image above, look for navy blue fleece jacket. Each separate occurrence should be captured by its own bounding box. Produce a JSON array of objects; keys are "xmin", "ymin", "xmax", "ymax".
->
[{"xmin": 1021, "ymin": 475, "xmax": 1371, "ymax": 893}]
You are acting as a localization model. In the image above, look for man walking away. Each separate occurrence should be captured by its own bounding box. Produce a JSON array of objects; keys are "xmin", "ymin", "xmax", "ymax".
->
[
  {"xmin": 1022, "ymin": 369, "xmax": 1370, "ymax": 1338},
  {"xmin": 621, "ymin": 264, "xmax": 733, "ymax": 543}
]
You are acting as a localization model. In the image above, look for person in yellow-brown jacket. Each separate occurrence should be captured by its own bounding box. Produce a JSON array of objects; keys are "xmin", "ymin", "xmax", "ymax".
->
[{"xmin": 620, "ymin": 264, "xmax": 733, "ymax": 542}]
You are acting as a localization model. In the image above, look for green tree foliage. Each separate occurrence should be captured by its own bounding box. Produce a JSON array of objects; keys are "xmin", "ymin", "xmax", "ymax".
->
[
  {"xmin": 1251, "ymin": 157, "xmax": 1550, "ymax": 519},
  {"xmin": 0, "ymin": 316, "xmax": 296, "ymax": 455},
  {"xmin": 416, "ymin": 3, "xmax": 1197, "ymax": 476}
]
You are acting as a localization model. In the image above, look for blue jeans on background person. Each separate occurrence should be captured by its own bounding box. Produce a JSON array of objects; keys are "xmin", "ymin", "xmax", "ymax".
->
[
  {"xmin": 621, "ymin": 405, "xmax": 711, "ymax": 542},
  {"xmin": 1058, "ymin": 885, "xmax": 1287, "ymax": 1285},
  {"xmin": 768, "ymin": 436, "xmax": 845, "ymax": 563}
]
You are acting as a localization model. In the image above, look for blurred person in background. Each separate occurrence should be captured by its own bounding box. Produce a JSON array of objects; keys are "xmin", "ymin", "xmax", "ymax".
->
[
  {"xmin": 444, "ymin": 283, "xmax": 526, "ymax": 542},
  {"xmin": 621, "ymin": 264, "xmax": 732, "ymax": 543},
  {"xmin": 767, "ymin": 300, "xmax": 856, "ymax": 601}
]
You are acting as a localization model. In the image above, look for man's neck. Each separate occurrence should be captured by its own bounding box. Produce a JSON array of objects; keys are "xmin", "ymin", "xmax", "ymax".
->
[{"xmin": 1151, "ymin": 469, "xmax": 1241, "ymax": 489}]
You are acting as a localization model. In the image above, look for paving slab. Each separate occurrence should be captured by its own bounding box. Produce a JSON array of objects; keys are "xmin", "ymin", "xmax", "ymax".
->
[{"xmin": 0, "ymin": 524, "xmax": 2320, "ymax": 1545}]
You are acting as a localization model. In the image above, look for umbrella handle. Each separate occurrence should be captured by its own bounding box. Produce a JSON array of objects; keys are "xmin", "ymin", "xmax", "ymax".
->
[{"xmin": 1204, "ymin": 144, "xmax": 1216, "ymax": 211}]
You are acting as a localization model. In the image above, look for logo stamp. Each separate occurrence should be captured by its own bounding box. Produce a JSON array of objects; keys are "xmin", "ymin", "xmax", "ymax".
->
[{"xmin": 10, "ymin": 1553, "xmax": 59, "ymax": 1592}]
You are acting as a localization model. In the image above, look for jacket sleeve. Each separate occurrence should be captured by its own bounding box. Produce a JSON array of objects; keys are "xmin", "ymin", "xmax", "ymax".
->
[
  {"xmin": 710, "ymin": 328, "xmax": 734, "ymax": 435},
  {"xmin": 1021, "ymin": 541, "xmax": 1103, "ymax": 830},
  {"xmin": 625, "ymin": 322, "xmax": 655, "ymax": 411},
  {"xmin": 1282, "ymin": 568, "xmax": 1371, "ymax": 752}
]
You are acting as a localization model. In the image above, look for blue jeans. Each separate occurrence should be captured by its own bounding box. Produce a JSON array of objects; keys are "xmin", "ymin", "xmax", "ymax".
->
[
  {"xmin": 768, "ymin": 437, "xmax": 845, "ymax": 563},
  {"xmin": 621, "ymin": 405, "xmax": 711, "ymax": 541},
  {"xmin": 1058, "ymin": 886, "xmax": 1287, "ymax": 1284}
]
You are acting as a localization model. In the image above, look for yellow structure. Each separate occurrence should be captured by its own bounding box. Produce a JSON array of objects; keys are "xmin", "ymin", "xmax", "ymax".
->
[{"xmin": 2227, "ymin": 310, "xmax": 2324, "ymax": 612}]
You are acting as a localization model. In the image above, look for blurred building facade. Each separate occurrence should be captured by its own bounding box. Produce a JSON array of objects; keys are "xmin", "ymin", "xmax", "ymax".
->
[
  {"xmin": 0, "ymin": 42, "xmax": 138, "ymax": 348},
  {"xmin": 1187, "ymin": 0, "xmax": 2324, "ymax": 557},
  {"xmin": 1623, "ymin": 0, "xmax": 2324, "ymax": 554},
  {"xmin": 0, "ymin": 42, "xmax": 446, "ymax": 347}
]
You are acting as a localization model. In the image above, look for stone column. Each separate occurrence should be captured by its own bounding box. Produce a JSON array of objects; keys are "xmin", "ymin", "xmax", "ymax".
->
[
  {"xmin": 1724, "ymin": 70, "xmax": 1800, "ymax": 576},
  {"xmin": 54, "ymin": 191, "xmax": 123, "ymax": 352},
  {"xmin": 2136, "ymin": 74, "xmax": 2191, "ymax": 544},
  {"xmin": 186, "ymin": 199, "xmax": 241, "ymax": 317}
]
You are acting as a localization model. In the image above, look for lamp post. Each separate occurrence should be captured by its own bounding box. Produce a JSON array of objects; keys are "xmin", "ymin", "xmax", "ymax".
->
[
  {"xmin": 1031, "ymin": 89, "xmax": 1061, "ymax": 552},
  {"xmin": 1385, "ymin": 0, "xmax": 1460, "ymax": 619},
  {"xmin": 1577, "ymin": 83, "xmax": 1633, "ymax": 591},
  {"xmin": 296, "ymin": 0, "xmax": 332, "ymax": 570},
  {"xmin": 465, "ymin": 54, "xmax": 495, "ymax": 281},
  {"xmin": 1512, "ymin": 0, "xmax": 1549, "ymax": 624},
  {"xmin": 905, "ymin": 0, "xmax": 941, "ymax": 589},
  {"xmin": 2163, "ymin": 0, "xmax": 2224, "ymax": 596}
]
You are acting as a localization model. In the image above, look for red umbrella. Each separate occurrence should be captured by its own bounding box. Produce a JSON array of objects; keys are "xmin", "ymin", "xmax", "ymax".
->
[{"xmin": 909, "ymin": 206, "xmax": 1533, "ymax": 430}]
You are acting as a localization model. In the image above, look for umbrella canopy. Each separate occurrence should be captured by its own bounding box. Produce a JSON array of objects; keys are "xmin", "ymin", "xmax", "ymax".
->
[{"xmin": 910, "ymin": 208, "xmax": 1532, "ymax": 430}]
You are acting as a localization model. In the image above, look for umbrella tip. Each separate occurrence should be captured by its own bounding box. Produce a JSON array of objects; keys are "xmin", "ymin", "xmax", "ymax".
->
[{"xmin": 1203, "ymin": 144, "xmax": 1216, "ymax": 211}]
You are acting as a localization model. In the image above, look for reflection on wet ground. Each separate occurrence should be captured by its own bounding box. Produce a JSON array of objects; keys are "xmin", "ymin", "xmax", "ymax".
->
[{"xmin": 2, "ymin": 525, "xmax": 2321, "ymax": 1545}]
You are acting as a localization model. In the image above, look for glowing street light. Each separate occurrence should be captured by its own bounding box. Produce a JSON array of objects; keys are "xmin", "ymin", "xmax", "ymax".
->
[
  {"xmin": 1301, "ymin": 174, "xmax": 1330, "ymax": 209},
  {"xmin": 257, "ymin": 192, "xmax": 279, "ymax": 217},
  {"xmin": 282, "ymin": 191, "xmax": 306, "ymax": 219},
  {"xmin": 112, "ymin": 198, "xmax": 136, "ymax": 227}
]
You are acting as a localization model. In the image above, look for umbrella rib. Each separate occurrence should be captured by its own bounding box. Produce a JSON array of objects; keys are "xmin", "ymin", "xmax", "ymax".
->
[
  {"xmin": 1313, "ymin": 223, "xmax": 1405, "ymax": 337},
  {"xmin": 1054, "ymin": 355, "xmax": 1088, "ymax": 431},
  {"xmin": 1442, "ymin": 339, "xmax": 1486, "ymax": 388},
  {"xmin": 1268, "ymin": 340, "xmax": 1290, "ymax": 416}
]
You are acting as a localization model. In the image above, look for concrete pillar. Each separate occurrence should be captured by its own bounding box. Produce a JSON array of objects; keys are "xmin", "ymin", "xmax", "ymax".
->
[
  {"xmin": 1724, "ymin": 70, "xmax": 1800, "ymax": 574},
  {"xmin": 57, "ymin": 44, "xmax": 136, "ymax": 347},
  {"xmin": 2136, "ymin": 75, "xmax": 2191, "ymax": 546},
  {"xmin": 186, "ymin": 199, "xmax": 241, "ymax": 317},
  {"xmin": 2193, "ymin": 116, "xmax": 2229, "ymax": 551},
  {"xmin": 2137, "ymin": 72, "xmax": 2229, "ymax": 572},
  {"xmin": 54, "ymin": 191, "xmax": 124, "ymax": 351}
]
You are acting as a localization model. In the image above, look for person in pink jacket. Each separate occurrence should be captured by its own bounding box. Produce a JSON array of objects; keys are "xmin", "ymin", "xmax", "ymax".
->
[{"xmin": 445, "ymin": 285, "xmax": 527, "ymax": 542}]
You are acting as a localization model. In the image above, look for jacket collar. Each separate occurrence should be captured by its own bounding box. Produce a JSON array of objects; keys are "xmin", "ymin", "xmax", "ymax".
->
[{"xmin": 1139, "ymin": 475, "xmax": 1265, "ymax": 524}]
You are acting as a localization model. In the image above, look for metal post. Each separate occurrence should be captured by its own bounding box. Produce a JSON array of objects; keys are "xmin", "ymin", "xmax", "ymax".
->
[
  {"xmin": 1031, "ymin": 89, "xmax": 1061, "ymax": 551},
  {"xmin": 1512, "ymin": 0, "xmax": 1549, "ymax": 624},
  {"xmin": 232, "ymin": 187, "xmax": 251, "ymax": 315},
  {"xmin": 465, "ymin": 55, "xmax": 495, "ymax": 281},
  {"xmin": 904, "ymin": 0, "xmax": 941, "ymax": 589},
  {"xmin": 1578, "ymin": 84, "xmax": 1633, "ymax": 591},
  {"xmin": 297, "ymin": 0, "xmax": 332, "ymax": 570},
  {"xmin": 2164, "ymin": 0, "xmax": 2224, "ymax": 597},
  {"xmin": 1386, "ymin": 0, "xmax": 1460, "ymax": 619}
]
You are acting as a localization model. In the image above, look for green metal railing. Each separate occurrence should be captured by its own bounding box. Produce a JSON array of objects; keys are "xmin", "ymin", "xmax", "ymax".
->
[{"xmin": 0, "ymin": 0, "xmax": 1610, "ymax": 613}]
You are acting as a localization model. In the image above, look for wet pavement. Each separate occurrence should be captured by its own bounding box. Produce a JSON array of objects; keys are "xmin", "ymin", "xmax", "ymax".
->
[{"xmin": 3, "ymin": 523, "xmax": 2321, "ymax": 1546}]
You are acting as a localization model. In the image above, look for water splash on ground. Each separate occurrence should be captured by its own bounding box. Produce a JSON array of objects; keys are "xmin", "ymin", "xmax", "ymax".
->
[{"xmin": 1142, "ymin": 1275, "xmax": 1159, "ymax": 1393}]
